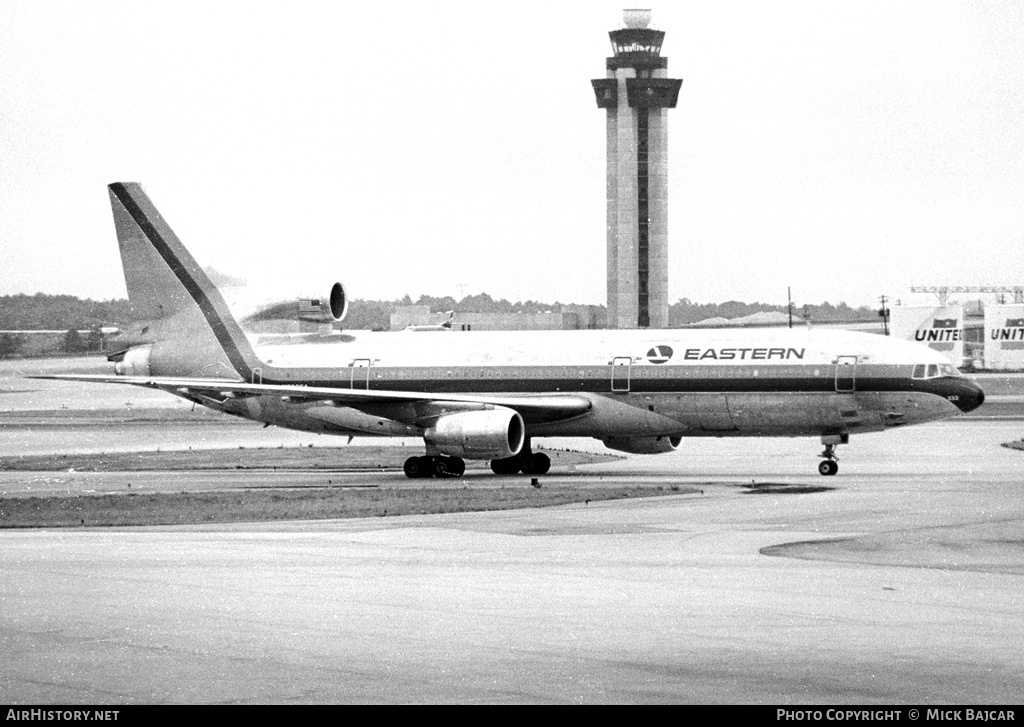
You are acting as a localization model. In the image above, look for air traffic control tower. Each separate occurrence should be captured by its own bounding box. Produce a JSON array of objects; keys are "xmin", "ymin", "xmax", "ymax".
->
[{"xmin": 592, "ymin": 9, "xmax": 682, "ymax": 329}]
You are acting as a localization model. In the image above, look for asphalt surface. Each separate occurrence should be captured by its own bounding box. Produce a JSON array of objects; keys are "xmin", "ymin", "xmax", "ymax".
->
[{"xmin": 1, "ymin": 418, "xmax": 1023, "ymax": 703}]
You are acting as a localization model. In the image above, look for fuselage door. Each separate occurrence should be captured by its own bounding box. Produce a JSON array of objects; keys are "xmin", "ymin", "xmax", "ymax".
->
[
  {"xmin": 835, "ymin": 355, "xmax": 857, "ymax": 392},
  {"xmin": 351, "ymin": 358, "xmax": 371, "ymax": 390},
  {"xmin": 611, "ymin": 356, "xmax": 632, "ymax": 393}
]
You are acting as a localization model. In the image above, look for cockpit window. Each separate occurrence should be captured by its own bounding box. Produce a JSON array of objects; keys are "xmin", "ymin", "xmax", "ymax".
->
[{"xmin": 913, "ymin": 363, "xmax": 963, "ymax": 379}]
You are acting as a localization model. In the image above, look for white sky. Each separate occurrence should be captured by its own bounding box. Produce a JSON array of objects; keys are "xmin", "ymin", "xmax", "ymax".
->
[{"xmin": 1, "ymin": 0, "xmax": 1022, "ymax": 309}]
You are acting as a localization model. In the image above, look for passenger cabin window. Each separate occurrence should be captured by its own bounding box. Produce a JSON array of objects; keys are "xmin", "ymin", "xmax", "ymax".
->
[{"xmin": 912, "ymin": 363, "xmax": 963, "ymax": 379}]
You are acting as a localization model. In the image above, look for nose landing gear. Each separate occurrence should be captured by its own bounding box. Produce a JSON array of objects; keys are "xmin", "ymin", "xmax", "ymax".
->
[{"xmin": 817, "ymin": 434, "xmax": 846, "ymax": 476}]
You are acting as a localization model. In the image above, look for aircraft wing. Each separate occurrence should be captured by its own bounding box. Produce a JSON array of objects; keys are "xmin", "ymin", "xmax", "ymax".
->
[{"xmin": 32, "ymin": 375, "xmax": 593, "ymax": 426}]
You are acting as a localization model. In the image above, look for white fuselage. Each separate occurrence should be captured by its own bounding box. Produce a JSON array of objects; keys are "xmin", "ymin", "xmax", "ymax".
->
[{"xmin": 157, "ymin": 326, "xmax": 969, "ymax": 441}]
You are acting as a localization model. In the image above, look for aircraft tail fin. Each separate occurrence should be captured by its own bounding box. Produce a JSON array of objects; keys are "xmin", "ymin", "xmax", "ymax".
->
[{"xmin": 107, "ymin": 182, "xmax": 258, "ymax": 379}]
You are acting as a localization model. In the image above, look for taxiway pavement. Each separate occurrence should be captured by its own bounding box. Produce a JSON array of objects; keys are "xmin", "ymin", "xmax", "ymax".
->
[{"xmin": 1, "ymin": 417, "xmax": 1023, "ymax": 703}]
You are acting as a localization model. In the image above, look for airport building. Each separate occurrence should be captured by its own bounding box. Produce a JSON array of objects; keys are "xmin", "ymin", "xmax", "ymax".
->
[
  {"xmin": 890, "ymin": 305, "xmax": 970, "ymax": 366},
  {"xmin": 592, "ymin": 9, "xmax": 682, "ymax": 329},
  {"xmin": 890, "ymin": 298, "xmax": 1024, "ymax": 370},
  {"xmin": 389, "ymin": 305, "xmax": 604, "ymax": 332}
]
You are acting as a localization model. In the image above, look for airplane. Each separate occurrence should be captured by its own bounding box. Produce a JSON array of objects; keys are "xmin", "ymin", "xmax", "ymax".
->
[
  {"xmin": 38, "ymin": 182, "xmax": 985, "ymax": 479},
  {"xmin": 405, "ymin": 311, "xmax": 458, "ymax": 332}
]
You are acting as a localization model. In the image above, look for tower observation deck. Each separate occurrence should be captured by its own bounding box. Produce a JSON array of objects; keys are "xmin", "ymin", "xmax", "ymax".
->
[{"xmin": 592, "ymin": 9, "xmax": 681, "ymax": 329}]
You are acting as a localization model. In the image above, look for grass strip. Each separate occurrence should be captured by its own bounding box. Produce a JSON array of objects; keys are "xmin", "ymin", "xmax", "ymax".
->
[
  {"xmin": 0, "ymin": 485, "xmax": 696, "ymax": 528},
  {"xmin": 0, "ymin": 446, "xmax": 619, "ymax": 472}
]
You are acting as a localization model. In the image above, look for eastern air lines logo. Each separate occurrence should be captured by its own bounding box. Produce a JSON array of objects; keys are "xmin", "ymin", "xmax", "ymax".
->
[{"xmin": 646, "ymin": 345, "xmax": 673, "ymax": 364}]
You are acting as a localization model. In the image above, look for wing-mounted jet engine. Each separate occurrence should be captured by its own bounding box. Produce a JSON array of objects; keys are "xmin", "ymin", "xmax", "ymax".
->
[{"xmin": 404, "ymin": 408, "xmax": 527, "ymax": 479}]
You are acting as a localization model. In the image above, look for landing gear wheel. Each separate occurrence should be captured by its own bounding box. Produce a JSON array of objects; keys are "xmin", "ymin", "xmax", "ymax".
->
[
  {"xmin": 490, "ymin": 457, "xmax": 521, "ymax": 475},
  {"xmin": 404, "ymin": 456, "xmax": 465, "ymax": 479},
  {"xmin": 817, "ymin": 439, "xmax": 842, "ymax": 477},
  {"xmin": 434, "ymin": 456, "xmax": 465, "ymax": 478},
  {"xmin": 818, "ymin": 460, "xmax": 838, "ymax": 476},
  {"xmin": 520, "ymin": 452, "xmax": 551, "ymax": 476},
  {"xmin": 403, "ymin": 456, "xmax": 432, "ymax": 479}
]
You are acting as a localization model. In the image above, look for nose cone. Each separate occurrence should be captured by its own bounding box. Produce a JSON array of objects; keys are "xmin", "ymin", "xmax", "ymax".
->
[{"xmin": 954, "ymin": 379, "xmax": 985, "ymax": 413}]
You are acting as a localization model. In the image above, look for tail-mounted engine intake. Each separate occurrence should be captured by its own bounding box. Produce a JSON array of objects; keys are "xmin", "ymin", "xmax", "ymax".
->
[
  {"xmin": 601, "ymin": 435, "xmax": 682, "ymax": 454},
  {"xmin": 425, "ymin": 408, "xmax": 525, "ymax": 460},
  {"xmin": 244, "ymin": 282, "xmax": 349, "ymax": 325},
  {"xmin": 297, "ymin": 282, "xmax": 348, "ymax": 323}
]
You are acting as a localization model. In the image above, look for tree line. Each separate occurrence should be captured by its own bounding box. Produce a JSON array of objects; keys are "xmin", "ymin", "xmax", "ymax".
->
[
  {"xmin": 0, "ymin": 294, "xmax": 133, "ymax": 358},
  {"xmin": 346, "ymin": 294, "xmax": 877, "ymax": 331},
  {"xmin": 0, "ymin": 294, "xmax": 134, "ymax": 331}
]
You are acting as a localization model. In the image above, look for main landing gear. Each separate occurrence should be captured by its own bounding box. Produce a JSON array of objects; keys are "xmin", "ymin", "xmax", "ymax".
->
[
  {"xmin": 403, "ymin": 455, "xmax": 466, "ymax": 479},
  {"xmin": 402, "ymin": 439, "xmax": 552, "ymax": 479},
  {"xmin": 490, "ymin": 440, "xmax": 550, "ymax": 476}
]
